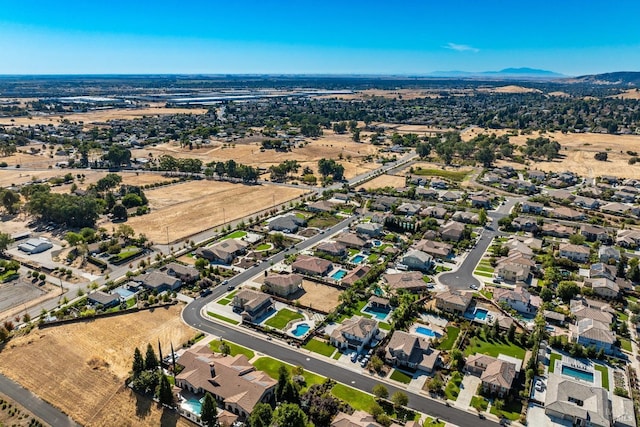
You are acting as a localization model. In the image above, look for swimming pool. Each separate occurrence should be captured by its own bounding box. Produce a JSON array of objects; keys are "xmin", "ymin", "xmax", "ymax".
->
[
  {"xmin": 474, "ymin": 308, "xmax": 488, "ymax": 321},
  {"xmin": 181, "ymin": 397, "xmax": 202, "ymax": 415},
  {"xmin": 351, "ymin": 254, "xmax": 365, "ymax": 264},
  {"xmin": 362, "ymin": 305, "xmax": 390, "ymax": 320},
  {"xmin": 561, "ymin": 366, "xmax": 594, "ymax": 382},
  {"xmin": 291, "ymin": 323, "xmax": 310, "ymax": 337},
  {"xmin": 415, "ymin": 326, "xmax": 440, "ymax": 338},
  {"xmin": 373, "ymin": 240, "xmax": 382, "ymax": 247},
  {"xmin": 331, "ymin": 269, "xmax": 347, "ymax": 280},
  {"xmin": 114, "ymin": 286, "xmax": 135, "ymax": 298}
]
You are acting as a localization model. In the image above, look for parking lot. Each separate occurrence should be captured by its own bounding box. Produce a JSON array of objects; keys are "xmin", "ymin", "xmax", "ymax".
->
[{"xmin": 0, "ymin": 277, "xmax": 53, "ymax": 314}]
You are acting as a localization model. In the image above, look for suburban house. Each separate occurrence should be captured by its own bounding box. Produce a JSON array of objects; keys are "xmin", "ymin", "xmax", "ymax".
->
[
  {"xmin": 355, "ymin": 223, "xmax": 383, "ymax": 237},
  {"xmin": 616, "ymin": 229, "xmax": 640, "ymax": 248},
  {"xmin": 413, "ymin": 239, "xmax": 452, "ymax": 259},
  {"xmin": 263, "ymin": 273, "xmax": 303, "ymax": 298},
  {"xmin": 385, "ymin": 330, "xmax": 441, "ymax": 373},
  {"xmin": 511, "ymin": 216, "xmax": 539, "ymax": 232},
  {"xmin": 601, "ymin": 202, "xmax": 640, "ymax": 217},
  {"xmin": 334, "ymin": 232, "xmax": 367, "ymax": 249},
  {"xmin": 231, "ymin": 289, "xmax": 274, "ymax": 323},
  {"xmin": 541, "ymin": 222, "xmax": 575, "ymax": 238},
  {"xmin": 87, "ymin": 290, "xmax": 121, "ymax": 308},
  {"xmin": 493, "ymin": 286, "xmax": 540, "ymax": 314},
  {"xmin": 165, "ymin": 262, "xmax": 200, "ymax": 283},
  {"xmin": 331, "ymin": 411, "xmax": 383, "ymax": 427},
  {"xmin": 382, "ymin": 272, "xmax": 429, "ymax": 293},
  {"xmin": 329, "ymin": 315, "xmax": 379, "ymax": 353},
  {"xmin": 435, "ymin": 290, "xmax": 472, "ymax": 315},
  {"xmin": 469, "ymin": 194, "xmax": 491, "ymax": 208},
  {"xmin": 527, "ymin": 170, "xmax": 546, "ymax": 183},
  {"xmin": 465, "ymin": 354, "xmax": 517, "ymax": 397},
  {"xmin": 452, "ymin": 211, "xmax": 480, "ymax": 224},
  {"xmin": 291, "ymin": 255, "xmax": 333, "ymax": 277},
  {"xmin": 307, "ymin": 200, "xmax": 336, "ymax": 213},
  {"xmin": 573, "ymin": 318, "xmax": 615, "ymax": 354},
  {"xmin": 598, "ymin": 246, "xmax": 621, "ymax": 263},
  {"xmin": 138, "ymin": 270, "xmax": 182, "ymax": 292},
  {"xmin": 580, "ymin": 224, "xmax": 610, "ymax": 243},
  {"xmin": 316, "ymin": 241, "xmax": 347, "ymax": 257},
  {"xmin": 439, "ymin": 221, "xmax": 466, "ymax": 241},
  {"xmin": 573, "ymin": 195, "xmax": 600, "ymax": 210},
  {"xmin": 440, "ymin": 191, "xmax": 460, "ymax": 202},
  {"xmin": 551, "ymin": 207, "xmax": 586, "ymax": 221},
  {"xmin": 268, "ymin": 214, "xmax": 306, "ymax": 233},
  {"xmin": 543, "ymin": 310, "xmax": 566, "ymax": 326},
  {"xmin": 400, "ymin": 250, "xmax": 434, "ymax": 272},
  {"xmin": 342, "ymin": 265, "xmax": 371, "ymax": 287},
  {"xmin": 584, "ymin": 278, "xmax": 620, "ymax": 299},
  {"xmin": 521, "ymin": 201, "xmax": 544, "ymax": 214},
  {"xmin": 544, "ymin": 373, "xmax": 611, "ymax": 427},
  {"xmin": 175, "ymin": 345, "xmax": 276, "ymax": 420},
  {"xmin": 558, "ymin": 243, "xmax": 590, "ymax": 263},
  {"xmin": 589, "ymin": 263, "xmax": 616, "ymax": 281},
  {"xmin": 415, "ymin": 188, "xmax": 439, "ymax": 200},
  {"xmin": 396, "ymin": 202, "xmax": 422, "ymax": 216},
  {"xmin": 196, "ymin": 239, "xmax": 249, "ymax": 264},
  {"xmin": 495, "ymin": 254, "xmax": 535, "ymax": 283},
  {"xmin": 421, "ymin": 206, "xmax": 448, "ymax": 219}
]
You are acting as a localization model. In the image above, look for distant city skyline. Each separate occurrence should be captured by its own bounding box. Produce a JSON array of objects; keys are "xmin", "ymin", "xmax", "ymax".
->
[{"xmin": 1, "ymin": 0, "xmax": 639, "ymax": 75}]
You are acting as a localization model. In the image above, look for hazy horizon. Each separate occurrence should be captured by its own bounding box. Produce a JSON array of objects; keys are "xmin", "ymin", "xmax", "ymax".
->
[{"xmin": 1, "ymin": 0, "xmax": 639, "ymax": 75}]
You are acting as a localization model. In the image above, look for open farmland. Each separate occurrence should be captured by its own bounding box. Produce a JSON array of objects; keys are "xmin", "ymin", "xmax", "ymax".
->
[
  {"xmin": 0, "ymin": 106, "xmax": 208, "ymax": 127},
  {"xmin": 0, "ymin": 304, "xmax": 195, "ymax": 427},
  {"xmin": 116, "ymin": 180, "xmax": 308, "ymax": 243}
]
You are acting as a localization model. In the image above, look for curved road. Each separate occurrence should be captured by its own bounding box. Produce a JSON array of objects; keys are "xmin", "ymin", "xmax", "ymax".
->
[
  {"xmin": 182, "ymin": 215, "xmax": 499, "ymax": 427},
  {"xmin": 438, "ymin": 197, "xmax": 522, "ymax": 291}
]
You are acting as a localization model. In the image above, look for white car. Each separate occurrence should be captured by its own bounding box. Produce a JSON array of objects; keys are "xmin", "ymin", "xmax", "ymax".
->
[{"xmin": 535, "ymin": 380, "xmax": 544, "ymax": 391}]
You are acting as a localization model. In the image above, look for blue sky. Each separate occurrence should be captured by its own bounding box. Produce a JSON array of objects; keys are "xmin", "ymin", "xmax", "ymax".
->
[{"xmin": 1, "ymin": 0, "xmax": 639, "ymax": 75}]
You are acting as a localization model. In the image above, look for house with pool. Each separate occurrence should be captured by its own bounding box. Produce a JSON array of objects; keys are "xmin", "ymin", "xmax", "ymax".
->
[
  {"xmin": 330, "ymin": 315, "xmax": 379, "ymax": 353},
  {"xmin": 232, "ymin": 289, "xmax": 274, "ymax": 323},
  {"xmin": 435, "ymin": 290, "xmax": 472, "ymax": 315},
  {"xmin": 292, "ymin": 255, "xmax": 333, "ymax": 277},
  {"xmin": 385, "ymin": 330, "xmax": 441, "ymax": 373},
  {"xmin": 465, "ymin": 354, "xmax": 517, "ymax": 397},
  {"xmin": 263, "ymin": 273, "xmax": 303, "ymax": 298},
  {"xmin": 175, "ymin": 344, "xmax": 276, "ymax": 422}
]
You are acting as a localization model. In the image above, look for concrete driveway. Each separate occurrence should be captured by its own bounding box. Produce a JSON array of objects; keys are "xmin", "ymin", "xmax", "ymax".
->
[{"xmin": 455, "ymin": 374, "xmax": 481, "ymax": 409}]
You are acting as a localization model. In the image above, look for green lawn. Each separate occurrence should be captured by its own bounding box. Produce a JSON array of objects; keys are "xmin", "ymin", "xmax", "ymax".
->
[
  {"xmin": 255, "ymin": 243, "xmax": 271, "ymax": 251},
  {"xmin": 368, "ymin": 253, "xmax": 380, "ymax": 263},
  {"xmin": 490, "ymin": 399, "xmax": 522, "ymax": 421},
  {"xmin": 209, "ymin": 339, "xmax": 255, "ymax": 359},
  {"xmin": 336, "ymin": 300, "xmax": 369, "ymax": 323},
  {"xmin": 423, "ymin": 417, "xmax": 445, "ymax": 427},
  {"xmin": 595, "ymin": 365, "xmax": 609, "ymax": 390},
  {"xmin": 379, "ymin": 322, "xmax": 392, "ymax": 331},
  {"xmin": 548, "ymin": 353, "xmax": 561, "ymax": 373},
  {"xmin": 253, "ymin": 357, "xmax": 325, "ymax": 390},
  {"xmin": 390, "ymin": 369, "xmax": 413, "ymax": 384},
  {"xmin": 617, "ymin": 311, "xmax": 629, "ymax": 321},
  {"xmin": 308, "ymin": 214, "xmax": 341, "ymax": 229},
  {"xmin": 412, "ymin": 168, "xmax": 470, "ymax": 182},
  {"xmin": 475, "ymin": 266, "xmax": 494, "ymax": 273},
  {"xmin": 217, "ymin": 298, "xmax": 232, "ymax": 305},
  {"xmin": 627, "ymin": 296, "xmax": 638, "ymax": 303},
  {"xmin": 264, "ymin": 308, "xmax": 304, "ymax": 329},
  {"xmin": 480, "ymin": 290, "xmax": 493, "ymax": 299},
  {"xmin": 226, "ymin": 290, "xmax": 238, "ymax": 298},
  {"xmin": 471, "ymin": 396, "xmax": 489, "ymax": 412},
  {"xmin": 620, "ymin": 338, "xmax": 633, "ymax": 352},
  {"xmin": 331, "ymin": 384, "xmax": 375, "ymax": 412},
  {"xmin": 445, "ymin": 371, "xmax": 463, "ymax": 401},
  {"xmin": 207, "ymin": 311, "xmax": 240, "ymax": 325},
  {"xmin": 437, "ymin": 326, "xmax": 460, "ymax": 351},
  {"xmin": 475, "ymin": 271, "xmax": 493, "ymax": 278},
  {"xmin": 464, "ymin": 331, "xmax": 525, "ymax": 359},
  {"xmin": 125, "ymin": 298, "xmax": 136, "ymax": 308},
  {"xmin": 303, "ymin": 339, "xmax": 336, "ymax": 357},
  {"xmin": 332, "ymin": 351, "xmax": 342, "ymax": 360},
  {"xmin": 348, "ymin": 248, "xmax": 359, "ymax": 257},
  {"xmin": 222, "ymin": 230, "xmax": 247, "ymax": 240}
]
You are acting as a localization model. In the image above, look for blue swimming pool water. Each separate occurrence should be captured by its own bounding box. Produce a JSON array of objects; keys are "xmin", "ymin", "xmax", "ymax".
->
[
  {"xmin": 363, "ymin": 305, "xmax": 390, "ymax": 320},
  {"xmin": 114, "ymin": 286, "xmax": 135, "ymax": 298},
  {"xmin": 352, "ymin": 255, "xmax": 365, "ymax": 264},
  {"xmin": 291, "ymin": 323, "xmax": 310, "ymax": 337},
  {"xmin": 415, "ymin": 326, "xmax": 439, "ymax": 337},
  {"xmin": 331, "ymin": 269, "xmax": 347, "ymax": 280},
  {"xmin": 561, "ymin": 366, "xmax": 594, "ymax": 382},
  {"xmin": 474, "ymin": 308, "xmax": 488, "ymax": 321},
  {"xmin": 181, "ymin": 397, "xmax": 202, "ymax": 415},
  {"xmin": 373, "ymin": 240, "xmax": 382, "ymax": 247}
]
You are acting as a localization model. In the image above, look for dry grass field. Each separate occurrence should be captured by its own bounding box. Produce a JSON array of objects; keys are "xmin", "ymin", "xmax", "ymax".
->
[
  {"xmin": 355, "ymin": 174, "xmax": 406, "ymax": 190},
  {"xmin": 296, "ymin": 280, "xmax": 342, "ymax": 313},
  {"xmin": 0, "ymin": 304, "xmax": 195, "ymax": 427},
  {"xmin": 609, "ymin": 89, "xmax": 640, "ymax": 100},
  {"xmin": 478, "ymin": 85, "xmax": 542, "ymax": 94},
  {"xmin": 0, "ymin": 106, "xmax": 208, "ymax": 127},
  {"xmin": 114, "ymin": 180, "xmax": 307, "ymax": 243},
  {"xmin": 317, "ymin": 89, "xmax": 442, "ymax": 100}
]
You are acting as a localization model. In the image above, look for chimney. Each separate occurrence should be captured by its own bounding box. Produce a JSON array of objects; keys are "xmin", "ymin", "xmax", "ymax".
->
[{"xmin": 209, "ymin": 362, "xmax": 215, "ymax": 377}]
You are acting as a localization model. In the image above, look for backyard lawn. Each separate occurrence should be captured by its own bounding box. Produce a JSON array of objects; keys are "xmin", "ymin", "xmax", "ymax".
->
[
  {"xmin": 595, "ymin": 365, "xmax": 609, "ymax": 390},
  {"xmin": 209, "ymin": 339, "xmax": 255, "ymax": 359},
  {"xmin": 617, "ymin": 311, "xmax": 629, "ymax": 321},
  {"xmin": 437, "ymin": 326, "xmax": 460, "ymax": 351},
  {"xmin": 548, "ymin": 353, "xmax": 561, "ymax": 373},
  {"xmin": 222, "ymin": 230, "xmax": 247, "ymax": 240},
  {"xmin": 464, "ymin": 330, "xmax": 525, "ymax": 360},
  {"xmin": 331, "ymin": 384, "xmax": 375, "ymax": 412},
  {"xmin": 303, "ymin": 339, "xmax": 336, "ymax": 357},
  {"xmin": 264, "ymin": 308, "xmax": 304, "ymax": 329},
  {"xmin": 255, "ymin": 243, "xmax": 271, "ymax": 251},
  {"xmin": 620, "ymin": 338, "xmax": 633, "ymax": 352},
  {"xmin": 390, "ymin": 369, "xmax": 413, "ymax": 384}
]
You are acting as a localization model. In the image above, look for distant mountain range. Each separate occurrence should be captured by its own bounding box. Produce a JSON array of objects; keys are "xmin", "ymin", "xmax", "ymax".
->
[
  {"xmin": 427, "ymin": 67, "xmax": 565, "ymax": 79},
  {"xmin": 571, "ymin": 71, "xmax": 640, "ymax": 86}
]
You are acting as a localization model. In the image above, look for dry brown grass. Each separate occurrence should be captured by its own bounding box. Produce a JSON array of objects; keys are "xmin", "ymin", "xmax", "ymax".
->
[
  {"xmin": 296, "ymin": 280, "xmax": 342, "ymax": 312},
  {"xmin": 0, "ymin": 304, "xmax": 195, "ymax": 427},
  {"xmin": 317, "ymin": 89, "xmax": 442, "ymax": 100},
  {"xmin": 355, "ymin": 174, "xmax": 406, "ymax": 190},
  {"xmin": 478, "ymin": 85, "xmax": 542, "ymax": 94},
  {"xmin": 112, "ymin": 180, "xmax": 308, "ymax": 243},
  {"xmin": 609, "ymin": 89, "xmax": 640, "ymax": 100},
  {"xmin": 0, "ymin": 106, "xmax": 208, "ymax": 128}
]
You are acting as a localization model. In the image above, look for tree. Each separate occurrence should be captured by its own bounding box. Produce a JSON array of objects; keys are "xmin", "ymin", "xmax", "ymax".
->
[
  {"xmin": 540, "ymin": 287, "xmax": 555, "ymax": 302},
  {"xmin": 370, "ymin": 355, "xmax": 384, "ymax": 373},
  {"xmin": 200, "ymin": 392, "xmax": 217, "ymax": 427},
  {"xmin": 475, "ymin": 146, "xmax": 495, "ymax": 168},
  {"xmin": 248, "ymin": 403, "xmax": 273, "ymax": 427},
  {"xmin": 116, "ymin": 224, "xmax": 135, "ymax": 241},
  {"xmin": 391, "ymin": 391, "xmax": 408, "ymax": 409},
  {"xmin": 0, "ymin": 189, "xmax": 20, "ymax": 214},
  {"xmin": 0, "ymin": 232, "xmax": 13, "ymax": 253},
  {"xmin": 557, "ymin": 281, "xmax": 580, "ymax": 301},
  {"xmin": 425, "ymin": 375, "xmax": 443, "ymax": 394},
  {"xmin": 105, "ymin": 144, "xmax": 131, "ymax": 167},
  {"xmin": 132, "ymin": 347, "xmax": 144, "ymax": 377},
  {"xmin": 157, "ymin": 374, "xmax": 174, "ymax": 405},
  {"xmin": 276, "ymin": 365, "xmax": 290, "ymax": 402},
  {"xmin": 195, "ymin": 257, "xmax": 209, "ymax": 271},
  {"xmin": 372, "ymin": 384, "xmax": 389, "ymax": 399},
  {"xmin": 493, "ymin": 398, "xmax": 504, "ymax": 411},
  {"xmin": 271, "ymin": 403, "xmax": 308, "ymax": 427},
  {"xmin": 65, "ymin": 231, "xmax": 84, "ymax": 247},
  {"xmin": 569, "ymin": 234, "xmax": 586, "ymax": 245},
  {"xmin": 450, "ymin": 349, "xmax": 465, "ymax": 371},
  {"xmin": 269, "ymin": 232, "xmax": 285, "ymax": 249},
  {"xmin": 144, "ymin": 343, "xmax": 158, "ymax": 370},
  {"xmin": 507, "ymin": 324, "xmax": 516, "ymax": 342},
  {"xmin": 594, "ymin": 152, "xmax": 608, "ymax": 161},
  {"xmin": 478, "ymin": 208, "xmax": 487, "ymax": 226}
]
